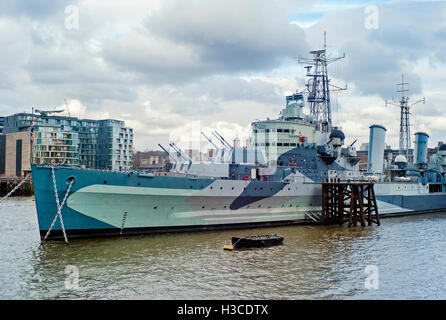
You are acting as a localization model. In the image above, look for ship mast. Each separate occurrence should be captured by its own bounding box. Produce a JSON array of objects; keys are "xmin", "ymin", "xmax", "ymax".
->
[
  {"xmin": 386, "ymin": 74, "xmax": 425, "ymax": 161},
  {"xmin": 298, "ymin": 31, "xmax": 346, "ymax": 133}
]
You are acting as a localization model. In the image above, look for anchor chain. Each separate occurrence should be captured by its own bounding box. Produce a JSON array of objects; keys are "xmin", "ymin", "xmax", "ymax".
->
[
  {"xmin": 0, "ymin": 174, "xmax": 32, "ymax": 204},
  {"xmin": 41, "ymin": 166, "xmax": 75, "ymax": 244}
]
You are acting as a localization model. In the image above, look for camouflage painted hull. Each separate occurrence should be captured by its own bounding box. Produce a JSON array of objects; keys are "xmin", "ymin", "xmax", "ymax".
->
[
  {"xmin": 32, "ymin": 165, "xmax": 322, "ymax": 240},
  {"xmin": 32, "ymin": 165, "xmax": 446, "ymax": 240}
]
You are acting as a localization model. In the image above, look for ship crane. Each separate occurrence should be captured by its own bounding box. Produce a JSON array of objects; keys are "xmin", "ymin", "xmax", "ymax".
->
[
  {"xmin": 385, "ymin": 74, "xmax": 425, "ymax": 162},
  {"xmin": 34, "ymin": 109, "xmax": 64, "ymax": 117}
]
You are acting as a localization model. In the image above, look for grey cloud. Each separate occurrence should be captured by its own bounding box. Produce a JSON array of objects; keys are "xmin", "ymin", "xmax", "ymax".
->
[
  {"xmin": 139, "ymin": 76, "xmax": 283, "ymax": 118},
  {"xmin": 103, "ymin": 0, "xmax": 309, "ymax": 84},
  {"xmin": 307, "ymin": 1, "xmax": 446, "ymax": 98},
  {"xmin": 193, "ymin": 77, "xmax": 283, "ymax": 104},
  {"xmin": 336, "ymin": 40, "xmax": 422, "ymax": 99}
]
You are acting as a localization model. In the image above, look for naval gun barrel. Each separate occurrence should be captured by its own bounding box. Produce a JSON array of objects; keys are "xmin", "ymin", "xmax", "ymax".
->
[
  {"xmin": 169, "ymin": 143, "xmax": 192, "ymax": 163},
  {"xmin": 211, "ymin": 131, "xmax": 227, "ymax": 148},
  {"xmin": 201, "ymin": 132, "xmax": 219, "ymax": 150},
  {"xmin": 212, "ymin": 131, "xmax": 233, "ymax": 149},
  {"xmin": 158, "ymin": 144, "xmax": 178, "ymax": 162}
]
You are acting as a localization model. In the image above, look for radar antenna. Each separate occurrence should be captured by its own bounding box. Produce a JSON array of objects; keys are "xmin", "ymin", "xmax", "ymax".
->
[
  {"xmin": 298, "ymin": 31, "xmax": 346, "ymax": 133},
  {"xmin": 385, "ymin": 74, "xmax": 425, "ymax": 161}
]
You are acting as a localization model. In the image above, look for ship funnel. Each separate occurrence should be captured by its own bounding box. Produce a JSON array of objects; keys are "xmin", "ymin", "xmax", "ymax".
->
[
  {"xmin": 368, "ymin": 125, "xmax": 386, "ymax": 174},
  {"xmin": 414, "ymin": 132, "xmax": 429, "ymax": 165}
]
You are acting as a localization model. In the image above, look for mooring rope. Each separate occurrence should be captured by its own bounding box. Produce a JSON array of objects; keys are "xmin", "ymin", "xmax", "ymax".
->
[
  {"xmin": 0, "ymin": 174, "xmax": 32, "ymax": 204},
  {"xmin": 41, "ymin": 166, "xmax": 75, "ymax": 244}
]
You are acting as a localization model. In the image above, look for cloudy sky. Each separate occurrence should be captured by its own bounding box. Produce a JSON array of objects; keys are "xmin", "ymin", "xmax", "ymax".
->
[{"xmin": 1, "ymin": 0, "xmax": 446, "ymax": 151}]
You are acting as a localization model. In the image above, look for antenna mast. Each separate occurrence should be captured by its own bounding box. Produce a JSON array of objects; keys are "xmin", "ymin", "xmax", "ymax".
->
[
  {"xmin": 64, "ymin": 99, "xmax": 71, "ymax": 117},
  {"xmin": 298, "ymin": 31, "xmax": 346, "ymax": 133},
  {"xmin": 386, "ymin": 74, "xmax": 425, "ymax": 161}
]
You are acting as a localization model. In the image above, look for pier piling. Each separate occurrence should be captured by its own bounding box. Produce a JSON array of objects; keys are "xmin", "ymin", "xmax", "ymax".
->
[
  {"xmin": 320, "ymin": 182, "xmax": 380, "ymax": 227},
  {"xmin": 0, "ymin": 178, "xmax": 34, "ymax": 197}
]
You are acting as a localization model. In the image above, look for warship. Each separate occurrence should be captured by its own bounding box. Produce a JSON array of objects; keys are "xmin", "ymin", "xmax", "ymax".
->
[{"xmin": 31, "ymin": 43, "xmax": 446, "ymax": 240}]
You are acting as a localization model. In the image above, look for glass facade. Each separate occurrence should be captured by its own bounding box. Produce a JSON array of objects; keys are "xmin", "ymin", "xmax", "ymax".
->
[{"xmin": 4, "ymin": 113, "xmax": 133, "ymax": 171}]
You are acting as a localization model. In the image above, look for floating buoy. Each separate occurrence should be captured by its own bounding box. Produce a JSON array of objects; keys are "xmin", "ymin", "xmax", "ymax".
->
[
  {"xmin": 223, "ymin": 245, "xmax": 234, "ymax": 251},
  {"xmin": 231, "ymin": 234, "xmax": 284, "ymax": 248}
]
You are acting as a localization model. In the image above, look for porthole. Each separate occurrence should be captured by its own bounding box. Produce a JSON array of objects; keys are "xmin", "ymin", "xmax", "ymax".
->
[
  {"xmin": 103, "ymin": 180, "xmax": 107, "ymax": 184},
  {"xmin": 153, "ymin": 206, "xmax": 157, "ymax": 210}
]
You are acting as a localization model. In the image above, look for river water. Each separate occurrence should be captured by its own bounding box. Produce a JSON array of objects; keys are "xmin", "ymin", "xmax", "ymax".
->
[{"xmin": 1, "ymin": 197, "xmax": 445, "ymax": 299}]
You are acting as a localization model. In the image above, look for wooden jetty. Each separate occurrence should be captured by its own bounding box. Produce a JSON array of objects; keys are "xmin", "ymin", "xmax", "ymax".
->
[
  {"xmin": 0, "ymin": 177, "xmax": 34, "ymax": 197},
  {"xmin": 320, "ymin": 181, "xmax": 380, "ymax": 227}
]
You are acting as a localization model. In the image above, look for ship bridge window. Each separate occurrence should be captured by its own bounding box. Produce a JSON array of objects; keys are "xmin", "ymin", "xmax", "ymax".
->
[
  {"xmin": 277, "ymin": 143, "xmax": 283, "ymax": 146},
  {"xmin": 291, "ymin": 143, "xmax": 297, "ymax": 147},
  {"xmin": 277, "ymin": 129, "xmax": 283, "ymax": 132},
  {"xmin": 284, "ymin": 129, "xmax": 290, "ymax": 133},
  {"xmin": 284, "ymin": 143, "xmax": 289, "ymax": 147}
]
